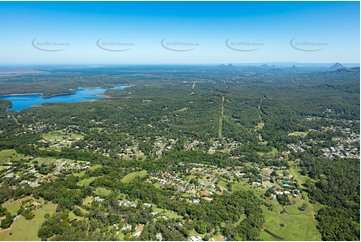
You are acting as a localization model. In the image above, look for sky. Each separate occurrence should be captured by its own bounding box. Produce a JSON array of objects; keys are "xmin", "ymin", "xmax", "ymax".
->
[{"xmin": 0, "ymin": 1, "xmax": 359, "ymax": 65}]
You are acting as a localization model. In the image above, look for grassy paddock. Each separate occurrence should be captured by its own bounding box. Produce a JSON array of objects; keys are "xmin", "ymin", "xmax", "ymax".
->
[
  {"xmin": 76, "ymin": 177, "xmax": 99, "ymax": 186},
  {"xmin": 121, "ymin": 170, "xmax": 147, "ymax": 183},
  {"xmin": 259, "ymin": 202, "xmax": 321, "ymax": 241},
  {"xmin": 42, "ymin": 130, "xmax": 83, "ymax": 141},
  {"xmin": 2, "ymin": 199, "xmax": 21, "ymax": 215},
  {"xmin": 0, "ymin": 203, "xmax": 57, "ymax": 241},
  {"xmin": 0, "ymin": 149, "xmax": 22, "ymax": 164},
  {"xmin": 95, "ymin": 187, "xmax": 112, "ymax": 196},
  {"xmin": 153, "ymin": 205, "xmax": 182, "ymax": 219}
]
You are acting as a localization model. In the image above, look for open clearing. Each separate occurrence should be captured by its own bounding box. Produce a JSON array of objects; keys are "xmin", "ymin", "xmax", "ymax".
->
[
  {"xmin": 82, "ymin": 196, "xmax": 94, "ymax": 206},
  {"xmin": 288, "ymin": 131, "xmax": 308, "ymax": 138},
  {"xmin": 121, "ymin": 170, "xmax": 147, "ymax": 183},
  {"xmin": 259, "ymin": 200, "xmax": 321, "ymax": 241},
  {"xmin": 175, "ymin": 107, "xmax": 188, "ymax": 112},
  {"xmin": 257, "ymin": 147, "xmax": 278, "ymax": 157},
  {"xmin": 2, "ymin": 199, "xmax": 21, "ymax": 215},
  {"xmin": 76, "ymin": 177, "xmax": 99, "ymax": 186},
  {"xmin": 95, "ymin": 187, "xmax": 112, "ymax": 196},
  {"xmin": 42, "ymin": 130, "xmax": 83, "ymax": 141},
  {"xmin": 153, "ymin": 204, "xmax": 182, "ymax": 219},
  {"xmin": 0, "ymin": 202, "xmax": 57, "ymax": 241},
  {"xmin": 0, "ymin": 149, "xmax": 22, "ymax": 163}
]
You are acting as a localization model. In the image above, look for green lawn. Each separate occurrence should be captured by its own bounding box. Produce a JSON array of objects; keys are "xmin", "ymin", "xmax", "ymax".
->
[
  {"xmin": 288, "ymin": 165, "xmax": 325, "ymax": 211},
  {"xmin": 2, "ymin": 196, "xmax": 42, "ymax": 215},
  {"xmin": 69, "ymin": 211, "xmax": 83, "ymax": 221},
  {"xmin": 76, "ymin": 177, "xmax": 99, "ymax": 186},
  {"xmin": 68, "ymin": 206, "xmax": 88, "ymax": 222},
  {"xmin": 75, "ymin": 206, "xmax": 88, "ymax": 215},
  {"xmin": 232, "ymin": 181, "xmax": 247, "ymax": 192},
  {"xmin": 258, "ymin": 147, "xmax": 278, "ymax": 157},
  {"xmin": 117, "ymin": 230, "xmax": 125, "ymax": 240},
  {"xmin": 234, "ymin": 214, "xmax": 246, "ymax": 226},
  {"xmin": 230, "ymin": 165, "xmax": 322, "ymax": 241},
  {"xmin": 188, "ymin": 229, "xmax": 202, "ymax": 237},
  {"xmin": 211, "ymin": 234, "xmax": 225, "ymax": 241},
  {"xmin": 153, "ymin": 205, "xmax": 182, "ymax": 219},
  {"xmin": 0, "ymin": 203, "xmax": 57, "ymax": 241},
  {"xmin": 73, "ymin": 170, "xmax": 86, "ymax": 178},
  {"xmin": 121, "ymin": 170, "xmax": 147, "ymax": 183},
  {"xmin": 32, "ymin": 157, "xmax": 77, "ymax": 169},
  {"xmin": 259, "ymin": 202, "xmax": 321, "ymax": 241},
  {"xmin": 2, "ymin": 199, "xmax": 21, "ymax": 215},
  {"xmin": 95, "ymin": 187, "xmax": 112, "ymax": 196},
  {"xmin": 42, "ymin": 130, "xmax": 83, "ymax": 141},
  {"xmin": 82, "ymin": 196, "xmax": 94, "ymax": 206},
  {"xmin": 0, "ymin": 149, "xmax": 22, "ymax": 164},
  {"xmin": 89, "ymin": 164, "xmax": 102, "ymax": 171}
]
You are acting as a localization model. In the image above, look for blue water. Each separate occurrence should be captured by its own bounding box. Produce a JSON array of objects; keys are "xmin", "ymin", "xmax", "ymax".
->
[{"xmin": 0, "ymin": 86, "xmax": 126, "ymax": 112}]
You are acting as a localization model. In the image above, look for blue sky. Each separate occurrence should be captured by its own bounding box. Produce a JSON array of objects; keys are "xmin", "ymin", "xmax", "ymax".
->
[{"xmin": 0, "ymin": 1, "xmax": 359, "ymax": 64}]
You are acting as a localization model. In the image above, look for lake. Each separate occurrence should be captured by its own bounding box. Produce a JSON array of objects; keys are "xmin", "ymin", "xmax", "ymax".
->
[{"xmin": 0, "ymin": 86, "xmax": 126, "ymax": 112}]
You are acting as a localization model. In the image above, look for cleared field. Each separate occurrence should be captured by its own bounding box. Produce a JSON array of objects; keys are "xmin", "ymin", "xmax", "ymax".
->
[
  {"xmin": 82, "ymin": 196, "xmax": 94, "ymax": 206},
  {"xmin": 42, "ymin": 130, "xmax": 83, "ymax": 141},
  {"xmin": 89, "ymin": 164, "xmax": 102, "ymax": 171},
  {"xmin": 121, "ymin": 170, "xmax": 147, "ymax": 183},
  {"xmin": 0, "ymin": 149, "xmax": 22, "ymax": 163},
  {"xmin": 2, "ymin": 196, "xmax": 39, "ymax": 215},
  {"xmin": 40, "ymin": 130, "xmax": 84, "ymax": 151},
  {"xmin": 232, "ymin": 181, "xmax": 247, "ymax": 192},
  {"xmin": 217, "ymin": 179, "xmax": 229, "ymax": 192},
  {"xmin": 68, "ymin": 206, "xmax": 88, "ymax": 222},
  {"xmin": 259, "ymin": 200, "xmax": 321, "ymax": 241},
  {"xmin": 95, "ymin": 187, "xmax": 111, "ymax": 196},
  {"xmin": 0, "ymin": 202, "xmax": 57, "ymax": 241},
  {"xmin": 73, "ymin": 170, "xmax": 86, "ymax": 178},
  {"xmin": 288, "ymin": 131, "xmax": 308, "ymax": 138},
  {"xmin": 34, "ymin": 157, "xmax": 75, "ymax": 166},
  {"xmin": 69, "ymin": 211, "xmax": 83, "ymax": 221},
  {"xmin": 153, "ymin": 205, "xmax": 182, "ymax": 219},
  {"xmin": 76, "ymin": 177, "xmax": 99, "ymax": 186},
  {"xmin": 2, "ymin": 199, "xmax": 21, "ymax": 215},
  {"xmin": 189, "ymin": 229, "xmax": 202, "ymax": 237},
  {"xmin": 257, "ymin": 147, "xmax": 278, "ymax": 157}
]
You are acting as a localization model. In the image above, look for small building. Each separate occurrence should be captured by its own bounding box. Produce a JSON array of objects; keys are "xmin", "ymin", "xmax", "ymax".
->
[
  {"xmin": 201, "ymin": 190, "xmax": 209, "ymax": 196},
  {"xmin": 143, "ymin": 203, "xmax": 152, "ymax": 208},
  {"xmin": 192, "ymin": 199, "xmax": 200, "ymax": 204},
  {"xmin": 121, "ymin": 224, "xmax": 131, "ymax": 231},
  {"xmin": 202, "ymin": 197, "xmax": 213, "ymax": 202}
]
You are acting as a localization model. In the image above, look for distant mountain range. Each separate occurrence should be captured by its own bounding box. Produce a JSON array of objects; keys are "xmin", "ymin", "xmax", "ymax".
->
[
  {"xmin": 216, "ymin": 62, "xmax": 358, "ymax": 74},
  {"xmin": 330, "ymin": 63, "xmax": 344, "ymax": 70}
]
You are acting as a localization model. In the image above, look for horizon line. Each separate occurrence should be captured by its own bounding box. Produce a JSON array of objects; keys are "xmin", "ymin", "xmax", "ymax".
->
[{"xmin": 0, "ymin": 62, "xmax": 359, "ymax": 66}]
